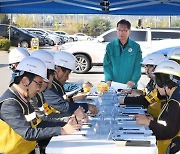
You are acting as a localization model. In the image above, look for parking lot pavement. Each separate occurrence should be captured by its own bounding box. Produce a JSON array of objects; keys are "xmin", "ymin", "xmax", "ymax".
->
[
  {"xmin": 0, "ymin": 52, "xmax": 11, "ymax": 96},
  {"xmin": 0, "ymin": 50, "xmax": 149, "ymax": 96}
]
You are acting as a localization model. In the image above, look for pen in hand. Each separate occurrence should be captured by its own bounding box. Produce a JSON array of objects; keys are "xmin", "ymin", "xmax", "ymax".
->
[{"xmin": 75, "ymin": 115, "xmax": 81, "ymax": 131}]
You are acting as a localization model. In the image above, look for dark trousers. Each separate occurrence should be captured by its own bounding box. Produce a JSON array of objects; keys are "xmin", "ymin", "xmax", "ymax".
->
[{"xmin": 38, "ymin": 138, "xmax": 52, "ymax": 154}]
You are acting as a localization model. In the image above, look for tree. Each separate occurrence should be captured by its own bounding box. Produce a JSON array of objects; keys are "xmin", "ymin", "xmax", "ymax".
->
[
  {"xmin": 15, "ymin": 14, "xmax": 33, "ymax": 28},
  {"xmin": 0, "ymin": 14, "xmax": 10, "ymax": 24},
  {"xmin": 88, "ymin": 17, "xmax": 112, "ymax": 37},
  {"xmin": 171, "ymin": 20, "xmax": 180, "ymax": 27}
]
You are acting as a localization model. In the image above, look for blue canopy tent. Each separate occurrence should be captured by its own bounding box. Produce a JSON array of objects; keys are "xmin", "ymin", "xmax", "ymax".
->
[{"xmin": 0, "ymin": 0, "xmax": 180, "ymax": 15}]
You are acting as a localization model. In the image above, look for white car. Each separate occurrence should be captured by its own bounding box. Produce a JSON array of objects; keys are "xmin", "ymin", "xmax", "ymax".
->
[
  {"xmin": 60, "ymin": 28, "xmax": 180, "ymax": 73},
  {"xmin": 74, "ymin": 33, "xmax": 92, "ymax": 41},
  {"xmin": 55, "ymin": 31, "xmax": 78, "ymax": 42}
]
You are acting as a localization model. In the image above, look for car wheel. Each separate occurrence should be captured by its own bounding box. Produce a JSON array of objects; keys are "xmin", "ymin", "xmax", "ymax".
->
[
  {"xmin": 49, "ymin": 40, "xmax": 54, "ymax": 46},
  {"xmin": 69, "ymin": 38, "xmax": 74, "ymax": 42},
  {"xmin": 20, "ymin": 41, "xmax": 29, "ymax": 48},
  {"xmin": 75, "ymin": 54, "xmax": 91, "ymax": 73},
  {"xmin": 87, "ymin": 37, "xmax": 91, "ymax": 41}
]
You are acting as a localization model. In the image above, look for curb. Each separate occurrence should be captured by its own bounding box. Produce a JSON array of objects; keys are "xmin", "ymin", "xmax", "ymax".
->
[{"xmin": 0, "ymin": 50, "xmax": 9, "ymax": 54}]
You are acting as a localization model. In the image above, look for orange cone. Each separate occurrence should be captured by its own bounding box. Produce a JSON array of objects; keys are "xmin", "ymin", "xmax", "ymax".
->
[{"xmin": 55, "ymin": 42, "xmax": 59, "ymax": 51}]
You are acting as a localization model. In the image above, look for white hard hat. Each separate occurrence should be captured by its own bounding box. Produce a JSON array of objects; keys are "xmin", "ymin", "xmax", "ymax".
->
[
  {"xmin": 16, "ymin": 57, "xmax": 49, "ymax": 82},
  {"xmin": 9, "ymin": 47, "xmax": 30, "ymax": 64},
  {"xmin": 167, "ymin": 47, "xmax": 180, "ymax": 61},
  {"xmin": 154, "ymin": 60, "xmax": 180, "ymax": 78},
  {"xmin": 48, "ymin": 51, "xmax": 56, "ymax": 57},
  {"xmin": 141, "ymin": 52, "xmax": 166, "ymax": 66},
  {"xmin": 54, "ymin": 51, "xmax": 76, "ymax": 71},
  {"xmin": 31, "ymin": 50, "xmax": 55, "ymax": 70}
]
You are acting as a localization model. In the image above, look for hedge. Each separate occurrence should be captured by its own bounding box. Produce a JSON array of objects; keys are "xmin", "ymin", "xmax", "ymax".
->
[{"xmin": 0, "ymin": 36, "xmax": 11, "ymax": 51}]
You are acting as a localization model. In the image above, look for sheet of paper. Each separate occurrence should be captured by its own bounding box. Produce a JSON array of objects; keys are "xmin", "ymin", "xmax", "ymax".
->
[{"xmin": 111, "ymin": 81, "xmax": 131, "ymax": 91}]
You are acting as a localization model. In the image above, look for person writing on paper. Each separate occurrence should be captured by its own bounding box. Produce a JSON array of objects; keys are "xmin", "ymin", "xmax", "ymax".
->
[
  {"xmin": 119, "ymin": 52, "xmax": 166, "ymax": 118},
  {"xmin": 134, "ymin": 60, "xmax": 180, "ymax": 154},
  {"xmin": 103, "ymin": 19, "xmax": 142, "ymax": 89},
  {"xmin": 0, "ymin": 57, "xmax": 81, "ymax": 154},
  {"xmin": 43, "ymin": 51, "xmax": 98, "ymax": 119}
]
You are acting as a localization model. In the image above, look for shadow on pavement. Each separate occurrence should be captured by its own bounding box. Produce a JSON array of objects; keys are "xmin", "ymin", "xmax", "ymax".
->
[
  {"xmin": 85, "ymin": 71, "xmax": 104, "ymax": 74},
  {"xmin": 75, "ymin": 71, "xmax": 104, "ymax": 74},
  {"xmin": 0, "ymin": 64, "xmax": 8, "ymax": 68}
]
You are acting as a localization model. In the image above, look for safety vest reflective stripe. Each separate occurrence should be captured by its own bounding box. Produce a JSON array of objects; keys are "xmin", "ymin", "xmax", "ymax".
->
[
  {"xmin": 39, "ymin": 106, "xmax": 44, "ymax": 111},
  {"xmin": 53, "ymin": 80, "xmax": 69, "ymax": 100},
  {"xmin": 25, "ymin": 112, "xmax": 36, "ymax": 122}
]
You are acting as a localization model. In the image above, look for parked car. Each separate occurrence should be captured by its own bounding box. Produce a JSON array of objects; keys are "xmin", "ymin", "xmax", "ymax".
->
[
  {"xmin": 53, "ymin": 31, "xmax": 69, "ymax": 43},
  {"xmin": 0, "ymin": 24, "xmax": 37, "ymax": 48},
  {"xmin": 60, "ymin": 28, "xmax": 180, "ymax": 73},
  {"xmin": 46, "ymin": 30, "xmax": 66, "ymax": 44},
  {"xmin": 26, "ymin": 30, "xmax": 52, "ymax": 45},
  {"xmin": 21, "ymin": 28, "xmax": 46, "ymax": 46},
  {"xmin": 55, "ymin": 31, "xmax": 78, "ymax": 42},
  {"xmin": 73, "ymin": 33, "xmax": 92, "ymax": 41},
  {"xmin": 24, "ymin": 28, "xmax": 62, "ymax": 46}
]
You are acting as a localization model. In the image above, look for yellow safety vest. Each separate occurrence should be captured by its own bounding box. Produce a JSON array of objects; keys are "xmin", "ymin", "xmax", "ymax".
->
[
  {"xmin": 0, "ymin": 88, "xmax": 42, "ymax": 153},
  {"xmin": 146, "ymin": 89, "xmax": 165, "ymax": 118},
  {"xmin": 145, "ymin": 89, "xmax": 160, "ymax": 104},
  {"xmin": 0, "ymin": 119, "xmax": 36, "ymax": 154},
  {"xmin": 157, "ymin": 99, "xmax": 180, "ymax": 154},
  {"xmin": 157, "ymin": 131, "xmax": 180, "ymax": 154},
  {"xmin": 37, "ymin": 92, "xmax": 60, "ymax": 115},
  {"xmin": 43, "ymin": 102, "xmax": 60, "ymax": 115}
]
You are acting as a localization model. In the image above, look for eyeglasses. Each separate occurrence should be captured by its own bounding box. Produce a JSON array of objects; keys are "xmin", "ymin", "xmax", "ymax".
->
[
  {"xmin": 117, "ymin": 29, "xmax": 129, "ymax": 33},
  {"xmin": 33, "ymin": 80, "xmax": 43, "ymax": 88}
]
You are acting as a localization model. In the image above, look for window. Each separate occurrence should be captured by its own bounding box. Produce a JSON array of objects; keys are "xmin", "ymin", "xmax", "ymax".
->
[
  {"xmin": 60, "ymin": 32, "xmax": 65, "ymax": 35},
  {"xmin": 76, "ymin": 33, "xmax": 84, "ymax": 36},
  {"xmin": 34, "ymin": 31, "xmax": 43, "ymax": 35},
  {"xmin": 103, "ymin": 31, "xmax": 117, "ymax": 42},
  {"xmin": 130, "ymin": 31, "xmax": 147, "ymax": 41},
  {"xmin": 11, "ymin": 27, "xmax": 19, "ymax": 35},
  {"xmin": 102, "ymin": 30, "xmax": 147, "ymax": 42},
  {"xmin": 0, "ymin": 25, "xmax": 7, "ymax": 36},
  {"xmin": 151, "ymin": 31, "xmax": 180, "ymax": 40}
]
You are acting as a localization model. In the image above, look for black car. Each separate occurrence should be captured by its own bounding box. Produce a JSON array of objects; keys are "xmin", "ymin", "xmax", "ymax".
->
[
  {"xmin": 21, "ymin": 29, "xmax": 46, "ymax": 46},
  {"xmin": 0, "ymin": 24, "xmax": 37, "ymax": 48}
]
